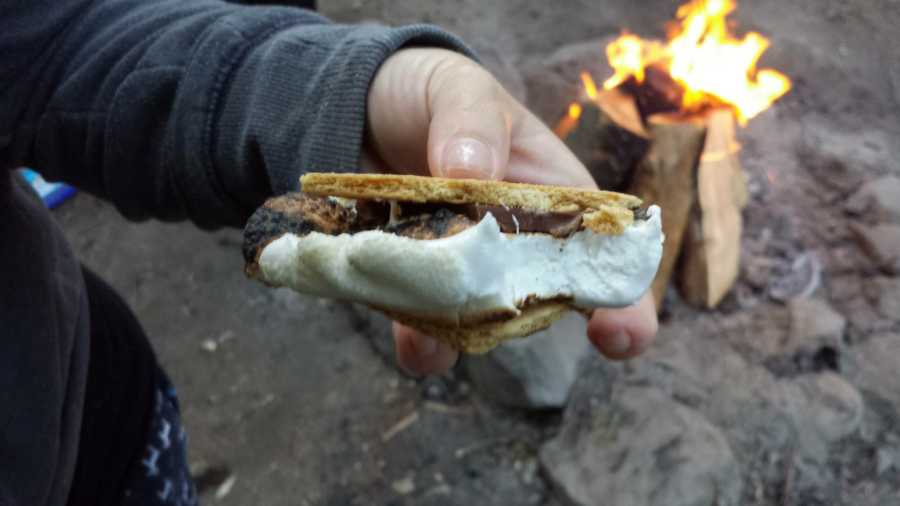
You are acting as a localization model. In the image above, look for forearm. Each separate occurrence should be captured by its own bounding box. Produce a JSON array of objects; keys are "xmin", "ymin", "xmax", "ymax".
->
[{"xmin": 0, "ymin": 0, "xmax": 470, "ymax": 228}]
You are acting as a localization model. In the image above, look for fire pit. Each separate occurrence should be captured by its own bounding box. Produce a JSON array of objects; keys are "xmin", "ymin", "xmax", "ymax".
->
[{"xmin": 555, "ymin": 0, "xmax": 792, "ymax": 310}]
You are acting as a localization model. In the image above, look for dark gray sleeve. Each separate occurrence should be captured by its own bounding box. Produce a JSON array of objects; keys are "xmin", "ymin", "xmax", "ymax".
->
[{"xmin": 0, "ymin": 0, "xmax": 471, "ymax": 228}]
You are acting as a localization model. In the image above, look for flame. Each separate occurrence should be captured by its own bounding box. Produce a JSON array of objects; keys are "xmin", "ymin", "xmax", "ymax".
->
[
  {"xmin": 602, "ymin": 0, "xmax": 790, "ymax": 123},
  {"xmin": 554, "ymin": 102, "xmax": 583, "ymax": 137},
  {"xmin": 580, "ymin": 72, "xmax": 599, "ymax": 100},
  {"xmin": 568, "ymin": 102, "xmax": 583, "ymax": 120}
]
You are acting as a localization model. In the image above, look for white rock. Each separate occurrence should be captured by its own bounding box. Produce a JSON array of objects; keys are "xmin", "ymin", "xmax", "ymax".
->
[{"xmin": 463, "ymin": 312, "xmax": 591, "ymax": 409}]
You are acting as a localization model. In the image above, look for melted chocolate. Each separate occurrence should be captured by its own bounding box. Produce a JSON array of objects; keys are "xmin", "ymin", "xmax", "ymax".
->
[
  {"xmin": 245, "ymin": 193, "xmax": 593, "ymax": 268},
  {"xmin": 463, "ymin": 204, "xmax": 583, "ymax": 238},
  {"xmin": 393, "ymin": 202, "xmax": 583, "ymax": 237}
]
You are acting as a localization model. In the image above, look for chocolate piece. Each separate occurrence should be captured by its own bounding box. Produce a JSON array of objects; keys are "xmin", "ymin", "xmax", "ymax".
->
[
  {"xmin": 395, "ymin": 202, "xmax": 584, "ymax": 237},
  {"xmin": 465, "ymin": 204, "xmax": 583, "ymax": 238},
  {"xmin": 351, "ymin": 199, "xmax": 390, "ymax": 230}
]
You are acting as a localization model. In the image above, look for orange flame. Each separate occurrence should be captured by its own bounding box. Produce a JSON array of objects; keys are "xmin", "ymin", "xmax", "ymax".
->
[
  {"xmin": 580, "ymin": 72, "xmax": 599, "ymax": 100},
  {"xmin": 568, "ymin": 102, "xmax": 583, "ymax": 120},
  {"xmin": 603, "ymin": 0, "xmax": 791, "ymax": 123},
  {"xmin": 554, "ymin": 102, "xmax": 583, "ymax": 137}
]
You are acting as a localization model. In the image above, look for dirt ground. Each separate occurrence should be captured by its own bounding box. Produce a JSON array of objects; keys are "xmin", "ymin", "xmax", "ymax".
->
[{"xmin": 53, "ymin": 0, "xmax": 900, "ymax": 505}]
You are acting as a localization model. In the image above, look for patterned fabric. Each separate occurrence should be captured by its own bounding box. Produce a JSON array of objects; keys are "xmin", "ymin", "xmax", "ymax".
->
[{"xmin": 121, "ymin": 374, "xmax": 198, "ymax": 506}]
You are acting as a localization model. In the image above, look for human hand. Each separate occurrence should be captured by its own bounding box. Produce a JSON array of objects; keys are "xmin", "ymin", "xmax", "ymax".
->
[{"xmin": 366, "ymin": 48, "xmax": 658, "ymax": 376}]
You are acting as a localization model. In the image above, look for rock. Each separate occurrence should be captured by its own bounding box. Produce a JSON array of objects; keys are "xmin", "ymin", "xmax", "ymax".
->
[
  {"xmin": 391, "ymin": 475, "xmax": 416, "ymax": 495},
  {"xmin": 768, "ymin": 253, "xmax": 823, "ymax": 301},
  {"xmin": 462, "ymin": 313, "xmax": 591, "ymax": 409},
  {"xmin": 520, "ymin": 37, "xmax": 642, "ymax": 191},
  {"xmin": 847, "ymin": 333, "xmax": 900, "ymax": 418},
  {"xmin": 785, "ymin": 298, "xmax": 846, "ymax": 354},
  {"xmin": 343, "ymin": 303, "xmax": 396, "ymax": 364},
  {"xmin": 844, "ymin": 176, "xmax": 900, "ymax": 224},
  {"xmin": 876, "ymin": 447, "xmax": 899, "ymax": 476},
  {"xmin": 521, "ymin": 37, "xmax": 615, "ymax": 126},
  {"xmin": 863, "ymin": 276, "xmax": 900, "ymax": 321},
  {"xmin": 827, "ymin": 275, "xmax": 894, "ymax": 339},
  {"xmin": 784, "ymin": 373, "xmax": 864, "ymax": 461},
  {"xmin": 851, "ymin": 223, "xmax": 900, "ymax": 275},
  {"xmin": 540, "ymin": 386, "xmax": 742, "ymax": 506}
]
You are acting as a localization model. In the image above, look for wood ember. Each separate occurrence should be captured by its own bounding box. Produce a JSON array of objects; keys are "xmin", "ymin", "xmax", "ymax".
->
[
  {"xmin": 628, "ymin": 112, "xmax": 707, "ymax": 309},
  {"xmin": 679, "ymin": 109, "xmax": 748, "ymax": 308},
  {"xmin": 559, "ymin": 89, "xmax": 650, "ymax": 191}
]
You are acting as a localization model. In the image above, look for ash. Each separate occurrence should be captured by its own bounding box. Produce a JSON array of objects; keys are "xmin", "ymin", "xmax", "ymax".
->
[{"xmin": 56, "ymin": 1, "xmax": 900, "ymax": 505}]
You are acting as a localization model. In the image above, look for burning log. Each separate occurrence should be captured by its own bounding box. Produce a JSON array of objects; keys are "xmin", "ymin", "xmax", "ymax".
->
[
  {"xmin": 628, "ymin": 113, "xmax": 707, "ymax": 309},
  {"xmin": 556, "ymin": 81, "xmax": 651, "ymax": 191},
  {"xmin": 679, "ymin": 108, "xmax": 748, "ymax": 308},
  {"xmin": 549, "ymin": 0, "xmax": 791, "ymax": 311}
]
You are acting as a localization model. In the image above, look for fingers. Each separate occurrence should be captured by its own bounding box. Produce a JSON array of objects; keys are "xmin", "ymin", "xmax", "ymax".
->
[
  {"xmin": 392, "ymin": 322, "xmax": 459, "ymax": 377},
  {"xmin": 426, "ymin": 55, "xmax": 512, "ymax": 180},
  {"xmin": 587, "ymin": 293, "xmax": 659, "ymax": 360},
  {"xmin": 367, "ymin": 49, "xmax": 435, "ymax": 175}
]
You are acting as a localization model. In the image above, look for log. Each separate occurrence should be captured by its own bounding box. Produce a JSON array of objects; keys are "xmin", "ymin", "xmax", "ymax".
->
[
  {"xmin": 628, "ymin": 112, "xmax": 707, "ymax": 311},
  {"xmin": 620, "ymin": 64, "xmax": 684, "ymax": 122},
  {"xmin": 557, "ymin": 88, "xmax": 651, "ymax": 191},
  {"xmin": 679, "ymin": 108, "xmax": 748, "ymax": 308}
]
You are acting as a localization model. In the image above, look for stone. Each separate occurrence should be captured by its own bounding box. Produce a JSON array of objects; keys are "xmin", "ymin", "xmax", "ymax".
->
[
  {"xmin": 520, "ymin": 36, "xmax": 642, "ymax": 191},
  {"xmin": 391, "ymin": 475, "xmax": 416, "ymax": 495},
  {"xmin": 462, "ymin": 313, "xmax": 591, "ymax": 409},
  {"xmin": 876, "ymin": 447, "xmax": 899, "ymax": 476},
  {"xmin": 540, "ymin": 386, "xmax": 742, "ymax": 506},
  {"xmin": 768, "ymin": 253, "xmax": 823, "ymax": 301},
  {"xmin": 521, "ymin": 37, "xmax": 615, "ymax": 126},
  {"xmin": 785, "ymin": 298, "xmax": 846, "ymax": 354},
  {"xmin": 343, "ymin": 303, "xmax": 396, "ymax": 364},
  {"xmin": 847, "ymin": 333, "xmax": 900, "ymax": 419},
  {"xmin": 844, "ymin": 175, "xmax": 900, "ymax": 224},
  {"xmin": 863, "ymin": 276, "xmax": 900, "ymax": 321},
  {"xmin": 785, "ymin": 373, "xmax": 864, "ymax": 461},
  {"xmin": 851, "ymin": 223, "xmax": 900, "ymax": 275}
]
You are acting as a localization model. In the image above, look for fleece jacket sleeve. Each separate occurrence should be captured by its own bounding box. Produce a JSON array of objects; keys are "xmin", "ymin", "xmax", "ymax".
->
[{"xmin": 0, "ymin": 0, "xmax": 472, "ymax": 228}]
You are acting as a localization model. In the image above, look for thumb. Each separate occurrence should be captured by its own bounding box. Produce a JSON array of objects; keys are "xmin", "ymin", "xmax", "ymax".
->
[{"xmin": 426, "ymin": 56, "xmax": 512, "ymax": 180}]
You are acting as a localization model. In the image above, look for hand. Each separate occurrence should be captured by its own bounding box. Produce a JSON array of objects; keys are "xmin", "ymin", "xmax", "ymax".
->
[{"xmin": 366, "ymin": 48, "xmax": 658, "ymax": 376}]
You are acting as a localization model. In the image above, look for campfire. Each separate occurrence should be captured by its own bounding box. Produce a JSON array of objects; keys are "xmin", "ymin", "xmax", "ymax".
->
[{"xmin": 555, "ymin": 0, "xmax": 791, "ymax": 310}]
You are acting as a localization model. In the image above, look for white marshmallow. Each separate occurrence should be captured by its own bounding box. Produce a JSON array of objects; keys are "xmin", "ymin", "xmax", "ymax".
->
[{"xmin": 257, "ymin": 206, "xmax": 664, "ymax": 322}]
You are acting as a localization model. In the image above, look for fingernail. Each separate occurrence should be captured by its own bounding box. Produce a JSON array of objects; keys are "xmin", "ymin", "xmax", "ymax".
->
[
  {"xmin": 607, "ymin": 331, "xmax": 631, "ymax": 354},
  {"xmin": 441, "ymin": 137, "xmax": 497, "ymax": 179},
  {"xmin": 416, "ymin": 334, "xmax": 440, "ymax": 357}
]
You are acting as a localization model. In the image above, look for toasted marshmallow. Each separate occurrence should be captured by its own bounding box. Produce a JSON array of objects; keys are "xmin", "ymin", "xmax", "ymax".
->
[{"xmin": 256, "ymin": 206, "xmax": 663, "ymax": 323}]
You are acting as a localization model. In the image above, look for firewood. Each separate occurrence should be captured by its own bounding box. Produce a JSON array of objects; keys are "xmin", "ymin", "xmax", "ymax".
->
[
  {"xmin": 559, "ymin": 89, "xmax": 651, "ymax": 191},
  {"xmin": 628, "ymin": 112, "xmax": 707, "ymax": 310},
  {"xmin": 620, "ymin": 65, "xmax": 684, "ymax": 122},
  {"xmin": 679, "ymin": 108, "xmax": 747, "ymax": 308}
]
